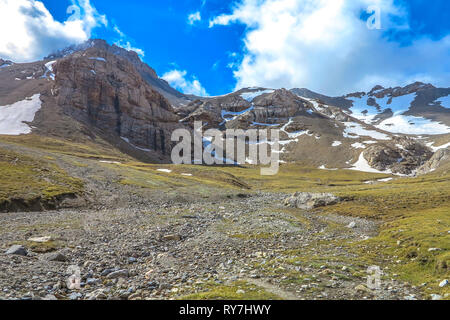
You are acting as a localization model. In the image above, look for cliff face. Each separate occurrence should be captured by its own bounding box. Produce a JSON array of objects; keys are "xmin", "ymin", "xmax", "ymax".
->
[
  {"xmin": 52, "ymin": 45, "xmax": 182, "ymax": 155},
  {"xmin": 46, "ymin": 39, "xmax": 189, "ymax": 106}
]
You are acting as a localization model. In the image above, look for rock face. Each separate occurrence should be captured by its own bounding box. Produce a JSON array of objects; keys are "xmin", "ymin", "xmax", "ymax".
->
[
  {"xmin": 45, "ymin": 39, "xmax": 188, "ymax": 106},
  {"xmin": 363, "ymin": 139, "xmax": 433, "ymax": 175},
  {"xmin": 179, "ymin": 88, "xmax": 313, "ymax": 132},
  {"xmin": 417, "ymin": 148, "xmax": 450, "ymax": 175},
  {"xmin": 52, "ymin": 44, "xmax": 183, "ymax": 156},
  {"xmin": 284, "ymin": 192, "xmax": 340, "ymax": 210}
]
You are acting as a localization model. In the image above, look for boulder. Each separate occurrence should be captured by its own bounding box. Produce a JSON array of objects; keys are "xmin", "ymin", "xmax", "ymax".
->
[
  {"xmin": 5, "ymin": 245, "xmax": 28, "ymax": 256},
  {"xmin": 46, "ymin": 252, "xmax": 69, "ymax": 262},
  {"xmin": 284, "ymin": 192, "xmax": 340, "ymax": 210}
]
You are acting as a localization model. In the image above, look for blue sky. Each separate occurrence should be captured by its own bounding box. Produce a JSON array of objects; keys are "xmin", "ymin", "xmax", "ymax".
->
[
  {"xmin": 1, "ymin": 0, "xmax": 449, "ymax": 96},
  {"xmin": 39, "ymin": 0, "xmax": 246, "ymax": 95}
]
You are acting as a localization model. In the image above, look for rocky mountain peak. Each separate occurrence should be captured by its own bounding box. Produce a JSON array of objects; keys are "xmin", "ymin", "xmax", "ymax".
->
[
  {"xmin": 42, "ymin": 41, "xmax": 184, "ymax": 160},
  {"xmin": 45, "ymin": 39, "xmax": 187, "ymax": 105}
]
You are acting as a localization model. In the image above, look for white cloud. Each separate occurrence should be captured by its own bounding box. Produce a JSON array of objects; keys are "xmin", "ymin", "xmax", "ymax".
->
[
  {"xmin": 115, "ymin": 40, "xmax": 145, "ymax": 58},
  {"xmin": 0, "ymin": 0, "xmax": 107, "ymax": 62},
  {"xmin": 187, "ymin": 11, "xmax": 202, "ymax": 25},
  {"xmin": 209, "ymin": 0, "xmax": 450, "ymax": 95},
  {"xmin": 162, "ymin": 69, "xmax": 208, "ymax": 96},
  {"xmin": 113, "ymin": 24, "xmax": 145, "ymax": 58}
]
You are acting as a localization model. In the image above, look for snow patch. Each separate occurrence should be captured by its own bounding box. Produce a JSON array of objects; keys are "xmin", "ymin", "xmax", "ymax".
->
[
  {"xmin": 437, "ymin": 95, "xmax": 450, "ymax": 109},
  {"xmin": 280, "ymin": 118, "xmax": 311, "ymax": 139},
  {"xmin": 252, "ymin": 122, "xmax": 279, "ymax": 127},
  {"xmin": 348, "ymin": 93, "xmax": 416, "ymax": 124},
  {"xmin": 376, "ymin": 115, "xmax": 450, "ymax": 135},
  {"xmin": 318, "ymin": 165, "xmax": 338, "ymax": 171},
  {"xmin": 120, "ymin": 137, "xmax": 152, "ymax": 152},
  {"xmin": 351, "ymin": 142, "xmax": 366, "ymax": 149},
  {"xmin": 99, "ymin": 161, "xmax": 121, "ymax": 165},
  {"xmin": 332, "ymin": 141, "xmax": 342, "ymax": 147},
  {"xmin": 157, "ymin": 169, "xmax": 172, "ymax": 173},
  {"xmin": 42, "ymin": 60, "xmax": 56, "ymax": 80},
  {"xmin": 349, "ymin": 152, "xmax": 392, "ymax": 174},
  {"xmin": 426, "ymin": 141, "xmax": 450, "ymax": 152},
  {"xmin": 240, "ymin": 89, "xmax": 274, "ymax": 102},
  {"xmin": 89, "ymin": 57, "xmax": 106, "ymax": 62},
  {"xmin": 343, "ymin": 122, "xmax": 390, "ymax": 140},
  {"xmin": 221, "ymin": 105, "xmax": 254, "ymax": 123},
  {"xmin": 0, "ymin": 94, "xmax": 42, "ymax": 135}
]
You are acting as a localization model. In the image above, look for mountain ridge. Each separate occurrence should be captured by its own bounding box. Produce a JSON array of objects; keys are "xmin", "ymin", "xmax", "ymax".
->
[{"xmin": 1, "ymin": 39, "xmax": 449, "ymax": 174}]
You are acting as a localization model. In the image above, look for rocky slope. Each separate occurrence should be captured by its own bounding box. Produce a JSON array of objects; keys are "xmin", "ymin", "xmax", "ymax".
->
[
  {"xmin": 179, "ymin": 84, "xmax": 450, "ymax": 174},
  {"xmin": 417, "ymin": 148, "xmax": 450, "ymax": 175}
]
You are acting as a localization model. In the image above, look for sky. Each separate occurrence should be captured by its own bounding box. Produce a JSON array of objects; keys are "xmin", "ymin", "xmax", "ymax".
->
[{"xmin": 0, "ymin": 0, "xmax": 449, "ymax": 97}]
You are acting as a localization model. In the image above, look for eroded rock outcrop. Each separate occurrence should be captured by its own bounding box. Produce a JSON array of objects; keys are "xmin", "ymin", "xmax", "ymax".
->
[
  {"xmin": 417, "ymin": 148, "xmax": 450, "ymax": 175},
  {"xmin": 52, "ymin": 45, "xmax": 183, "ymax": 155},
  {"xmin": 364, "ymin": 139, "xmax": 433, "ymax": 175}
]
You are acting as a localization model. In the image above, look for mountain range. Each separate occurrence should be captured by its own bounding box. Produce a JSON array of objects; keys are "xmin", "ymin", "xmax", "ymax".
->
[
  {"xmin": 1, "ymin": 39, "xmax": 449, "ymax": 175},
  {"xmin": 1, "ymin": 39, "xmax": 450, "ymax": 302}
]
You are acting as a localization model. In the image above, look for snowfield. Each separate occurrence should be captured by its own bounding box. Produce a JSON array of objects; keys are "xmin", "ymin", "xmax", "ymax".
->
[
  {"xmin": 349, "ymin": 152, "xmax": 392, "ymax": 174},
  {"xmin": 346, "ymin": 92, "xmax": 450, "ymax": 136},
  {"xmin": 240, "ymin": 89, "xmax": 274, "ymax": 102},
  {"xmin": 376, "ymin": 115, "xmax": 450, "ymax": 135},
  {"xmin": 437, "ymin": 95, "xmax": 450, "ymax": 109},
  {"xmin": 0, "ymin": 94, "xmax": 42, "ymax": 135},
  {"xmin": 343, "ymin": 122, "xmax": 390, "ymax": 140},
  {"xmin": 348, "ymin": 93, "xmax": 417, "ymax": 124}
]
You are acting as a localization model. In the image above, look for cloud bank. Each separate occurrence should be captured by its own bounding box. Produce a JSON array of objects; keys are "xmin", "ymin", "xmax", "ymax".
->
[
  {"xmin": 0, "ymin": 0, "xmax": 107, "ymax": 62},
  {"xmin": 210, "ymin": 0, "xmax": 450, "ymax": 95}
]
